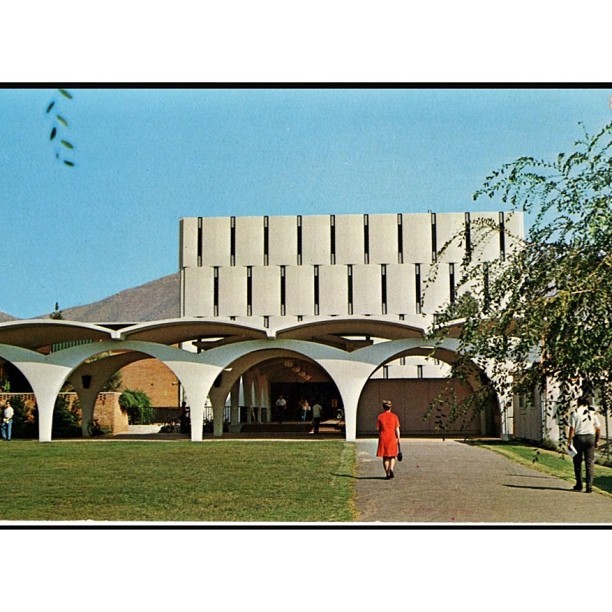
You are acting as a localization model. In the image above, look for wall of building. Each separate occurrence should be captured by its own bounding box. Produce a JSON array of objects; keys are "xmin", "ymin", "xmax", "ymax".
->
[
  {"xmin": 178, "ymin": 211, "xmax": 523, "ymax": 440},
  {"xmin": 180, "ymin": 211, "xmax": 524, "ymax": 325},
  {"xmin": 0, "ymin": 392, "xmax": 128, "ymax": 434},
  {"xmin": 357, "ymin": 379, "xmax": 495, "ymax": 437},
  {"xmin": 119, "ymin": 360, "xmax": 180, "ymax": 408}
]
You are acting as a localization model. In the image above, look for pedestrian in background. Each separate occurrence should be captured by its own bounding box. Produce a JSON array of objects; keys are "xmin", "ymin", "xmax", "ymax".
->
[
  {"xmin": 376, "ymin": 400, "xmax": 401, "ymax": 480},
  {"xmin": 568, "ymin": 395, "xmax": 601, "ymax": 493},
  {"xmin": 1, "ymin": 400, "xmax": 14, "ymax": 441},
  {"xmin": 311, "ymin": 399, "xmax": 322, "ymax": 434}
]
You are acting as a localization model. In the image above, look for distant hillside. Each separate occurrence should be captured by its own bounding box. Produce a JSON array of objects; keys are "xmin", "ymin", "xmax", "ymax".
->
[
  {"xmin": 0, "ymin": 311, "xmax": 17, "ymax": 323},
  {"xmin": 54, "ymin": 273, "xmax": 181, "ymax": 322}
]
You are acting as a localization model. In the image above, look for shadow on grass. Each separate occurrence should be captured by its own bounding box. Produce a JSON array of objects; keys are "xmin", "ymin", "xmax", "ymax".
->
[{"xmin": 593, "ymin": 474, "xmax": 612, "ymax": 491}]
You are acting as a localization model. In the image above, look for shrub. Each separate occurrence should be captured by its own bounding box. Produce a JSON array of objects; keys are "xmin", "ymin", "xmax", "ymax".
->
[
  {"xmin": 10, "ymin": 396, "xmax": 37, "ymax": 439},
  {"xmin": 119, "ymin": 389, "xmax": 153, "ymax": 424},
  {"xmin": 52, "ymin": 395, "xmax": 82, "ymax": 438}
]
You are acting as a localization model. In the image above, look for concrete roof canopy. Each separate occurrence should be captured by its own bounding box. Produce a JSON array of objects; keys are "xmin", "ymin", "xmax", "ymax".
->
[
  {"xmin": 118, "ymin": 318, "xmax": 271, "ymax": 346},
  {"xmin": 0, "ymin": 319, "xmax": 117, "ymax": 351}
]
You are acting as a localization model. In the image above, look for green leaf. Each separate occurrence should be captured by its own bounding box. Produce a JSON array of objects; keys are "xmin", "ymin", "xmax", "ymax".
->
[
  {"xmin": 56, "ymin": 115, "xmax": 69, "ymax": 127},
  {"xmin": 50, "ymin": 127, "xmax": 57, "ymax": 140},
  {"xmin": 60, "ymin": 140, "xmax": 74, "ymax": 150},
  {"xmin": 58, "ymin": 89, "xmax": 73, "ymax": 99},
  {"xmin": 63, "ymin": 160, "xmax": 75, "ymax": 167},
  {"xmin": 46, "ymin": 101, "xmax": 55, "ymax": 113}
]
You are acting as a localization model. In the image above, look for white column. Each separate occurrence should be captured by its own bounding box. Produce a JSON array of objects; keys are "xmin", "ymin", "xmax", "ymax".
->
[
  {"xmin": 318, "ymin": 360, "xmax": 375, "ymax": 442},
  {"xmin": 243, "ymin": 373, "xmax": 255, "ymax": 423},
  {"xmin": 230, "ymin": 381, "xmax": 240, "ymax": 426},
  {"xmin": 211, "ymin": 396, "xmax": 226, "ymax": 437},
  {"xmin": 255, "ymin": 371, "xmax": 270, "ymax": 423},
  {"xmin": 252, "ymin": 374, "xmax": 262, "ymax": 423},
  {"xmin": 14, "ymin": 362, "xmax": 72, "ymax": 442},
  {"xmin": 165, "ymin": 360, "xmax": 221, "ymax": 442}
]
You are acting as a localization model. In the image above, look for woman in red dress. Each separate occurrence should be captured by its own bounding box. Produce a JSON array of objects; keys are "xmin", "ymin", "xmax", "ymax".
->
[{"xmin": 376, "ymin": 400, "xmax": 401, "ymax": 480}]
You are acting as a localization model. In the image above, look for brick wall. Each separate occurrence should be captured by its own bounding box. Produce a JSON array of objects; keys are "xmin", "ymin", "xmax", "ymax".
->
[
  {"xmin": 0, "ymin": 392, "xmax": 128, "ymax": 434},
  {"xmin": 119, "ymin": 359, "xmax": 180, "ymax": 408}
]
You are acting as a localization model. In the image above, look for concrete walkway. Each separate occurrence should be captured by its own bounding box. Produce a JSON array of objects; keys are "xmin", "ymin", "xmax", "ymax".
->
[{"xmin": 355, "ymin": 438, "xmax": 612, "ymax": 524}]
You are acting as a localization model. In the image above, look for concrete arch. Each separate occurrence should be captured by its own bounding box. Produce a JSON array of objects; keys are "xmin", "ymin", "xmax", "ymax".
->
[
  {"xmin": 203, "ymin": 339, "xmax": 380, "ymax": 441},
  {"xmin": 0, "ymin": 320, "xmax": 511, "ymax": 442},
  {"xmin": 51, "ymin": 340, "xmax": 225, "ymax": 442},
  {"xmin": 207, "ymin": 346, "xmax": 341, "ymax": 436},
  {"xmin": 67, "ymin": 351, "xmax": 156, "ymax": 437},
  {"xmin": 350, "ymin": 338, "xmax": 504, "ymax": 438},
  {"xmin": 1, "ymin": 340, "xmax": 223, "ymax": 442}
]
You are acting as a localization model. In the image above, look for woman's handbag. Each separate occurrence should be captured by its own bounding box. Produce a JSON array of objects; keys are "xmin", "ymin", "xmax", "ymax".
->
[{"xmin": 397, "ymin": 442, "xmax": 403, "ymax": 462}]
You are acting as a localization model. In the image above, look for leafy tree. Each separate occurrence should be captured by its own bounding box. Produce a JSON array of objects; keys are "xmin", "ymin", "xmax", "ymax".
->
[
  {"xmin": 50, "ymin": 302, "xmax": 64, "ymax": 320},
  {"xmin": 9, "ymin": 396, "xmax": 37, "ymax": 439},
  {"xmin": 119, "ymin": 388, "xmax": 153, "ymax": 425},
  {"xmin": 46, "ymin": 88, "xmax": 76, "ymax": 167},
  {"xmin": 428, "ymin": 121, "xmax": 612, "ymax": 441},
  {"xmin": 52, "ymin": 395, "xmax": 82, "ymax": 438}
]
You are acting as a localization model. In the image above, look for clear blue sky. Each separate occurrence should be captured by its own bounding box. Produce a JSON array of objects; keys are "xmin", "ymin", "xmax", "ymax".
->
[{"xmin": 1, "ymin": 86, "xmax": 610, "ymax": 318}]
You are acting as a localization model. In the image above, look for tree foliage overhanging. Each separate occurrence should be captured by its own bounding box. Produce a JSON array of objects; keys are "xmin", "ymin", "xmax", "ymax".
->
[{"xmin": 429, "ymin": 121, "xmax": 612, "ymax": 428}]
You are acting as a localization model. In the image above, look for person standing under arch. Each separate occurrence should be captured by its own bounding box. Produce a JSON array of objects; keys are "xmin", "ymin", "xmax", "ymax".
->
[{"xmin": 376, "ymin": 400, "xmax": 401, "ymax": 480}]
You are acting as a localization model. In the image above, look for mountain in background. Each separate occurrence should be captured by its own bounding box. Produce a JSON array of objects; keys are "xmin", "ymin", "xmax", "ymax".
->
[
  {"xmin": 47, "ymin": 273, "xmax": 181, "ymax": 322},
  {"xmin": 0, "ymin": 311, "xmax": 17, "ymax": 323}
]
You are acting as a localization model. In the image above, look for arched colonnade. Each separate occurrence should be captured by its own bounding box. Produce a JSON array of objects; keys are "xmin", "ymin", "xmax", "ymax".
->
[{"xmin": 0, "ymin": 317, "xmax": 510, "ymax": 442}]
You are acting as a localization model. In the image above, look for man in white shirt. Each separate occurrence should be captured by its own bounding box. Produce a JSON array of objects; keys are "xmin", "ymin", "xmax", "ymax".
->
[
  {"xmin": 567, "ymin": 396, "xmax": 601, "ymax": 493},
  {"xmin": 2, "ymin": 401, "xmax": 14, "ymax": 441},
  {"xmin": 310, "ymin": 400, "xmax": 322, "ymax": 434},
  {"xmin": 275, "ymin": 395, "xmax": 287, "ymax": 424}
]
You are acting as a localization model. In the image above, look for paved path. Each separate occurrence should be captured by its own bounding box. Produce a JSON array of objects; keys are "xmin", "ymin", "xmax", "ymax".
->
[{"xmin": 355, "ymin": 438, "xmax": 612, "ymax": 524}]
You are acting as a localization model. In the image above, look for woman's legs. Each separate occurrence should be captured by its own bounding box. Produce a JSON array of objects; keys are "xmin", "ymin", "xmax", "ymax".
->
[{"xmin": 382, "ymin": 457, "xmax": 396, "ymax": 478}]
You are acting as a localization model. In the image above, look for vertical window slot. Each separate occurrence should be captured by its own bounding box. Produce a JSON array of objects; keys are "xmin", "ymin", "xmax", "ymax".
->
[
  {"xmin": 197, "ymin": 217, "xmax": 203, "ymax": 267},
  {"xmin": 415, "ymin": 263, "xmax": 422, "ymax": 314},
  {"xmin": 397, "ymin": 213, "xmax": 403, "ymax": 264},
  {"xmin": 464, "ymin": 212, "xmax": 472, "ymax": 258},
  {"xmin": 499, "ymin": 211, "xmax": 506, "ymax": 258},
  {"xmin": 330, "ymin": 215, "xmax": 336, "ymax": 264},
  {"xmin": 381, "ymin": 265, "xmax": 387, "ymax": 315},
  {"xmin": 230, "ymin": 216, "xmax": 236, "ymax": 266},
  {"xmin": 449, "ymin": 263, "xmax": 456, "ymax": 304},
  {"xmin": 263, "ymin": 216, "xmax": 269, "ymax": 266},
  {"xmin": 280, "ymin": 266, "xmax": 286, "ymax": 316},
  {"xmin": 363, "ymin": 214, "xmax": 369, "ymax": 264},
  {"xmin": 246, "ymin": 266, "xmax": 252, "ymax": 316},
  {"xmin": 347, "ymin": 265, "xmax": 353, "ymax": 315},
  {"xmin": 213, "ymin": 267, "xmax": 219, "ymax": 316},
  {"xmin": 314, "ymin": 265, "xmax": 319, "ymax": 315},
  {"xmin": 297, "ymin": 215, "xmax": 302, "ymax": 265},
  {"xmin": 431, "ymin": 212, "xmax": 437, "ymax": 262}
]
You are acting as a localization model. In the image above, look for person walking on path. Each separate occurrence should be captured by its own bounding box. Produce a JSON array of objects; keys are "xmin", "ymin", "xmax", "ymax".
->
[
  {"xmin": 568, "ymin": 395, "xmax": 601, "ymax": 493},
  {"xmin": 1, "ymin": 401, "xmax": 14, "ymax": 441},
  {"xmin": 376, "ymin": 400, "xmax": 401, "ymax": 480}
]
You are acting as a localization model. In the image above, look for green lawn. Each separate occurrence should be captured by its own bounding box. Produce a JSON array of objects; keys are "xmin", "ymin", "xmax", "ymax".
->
[
  {"xmin": 0, "ymin": 440, "xmax": 357, "ymax": 523},
  {"xmin": 478, "ymin": 441, "xmax": 612, "ymax": 497}
]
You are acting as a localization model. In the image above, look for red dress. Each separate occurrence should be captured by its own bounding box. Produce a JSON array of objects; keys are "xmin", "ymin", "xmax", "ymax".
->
[{"xmin": 376, "ymin": 410, "xmax": 400, "ymax": 457}]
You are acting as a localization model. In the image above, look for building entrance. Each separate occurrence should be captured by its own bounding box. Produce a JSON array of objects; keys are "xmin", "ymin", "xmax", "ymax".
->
[{"xmin": 270, "ymin": 382, "xmax": 342, "ymax": 422}]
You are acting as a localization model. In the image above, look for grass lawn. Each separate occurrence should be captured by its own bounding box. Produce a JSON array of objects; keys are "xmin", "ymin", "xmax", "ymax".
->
[
  {"xmin": 0, "ymin": 440, "xmax": 357, "ymax": 523},
  {"xmin": 477, "ymin": 441, "xmax": 612, "ymax": 497}
]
